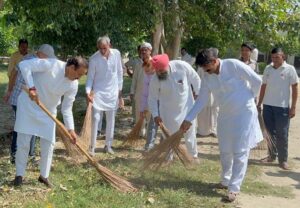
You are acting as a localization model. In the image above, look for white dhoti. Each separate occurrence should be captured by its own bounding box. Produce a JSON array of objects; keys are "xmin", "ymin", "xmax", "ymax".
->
[
  {"xmin": 220, "ymin": 150, "xmax": 250, "ymax": 193},
  {"xmin": 90, "ymin": 107, "xmax": 116, "ymax": 150},
  {"xmin": 16, "ymin": 133, "xmax": 54, "ymax": 178},
  {"xmin": 196, "ymin": 93, "xmax": 218, "ymax": 136}
]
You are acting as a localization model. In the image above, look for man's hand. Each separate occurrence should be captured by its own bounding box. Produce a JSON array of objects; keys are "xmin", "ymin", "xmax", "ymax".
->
[
  {"xmin": 3, "ymin": 91, "xmax": 11, "ymax": 103},
  {"xmin": 29, "ymin": 88, "xmax": 40, "ymax": 105},
  {"xmin": 154, "ymin": 116, "xmax": 162, "ymax": 126},
  {"xmin": 119, "ymin": 97, "xmax": 125, "ymax": 110},
  {"xmin": 289, "ymin": 106, "xmax": 296, "ymax": 118},
  {"xmin": 140, "ymin": 111, "xmax": 145, "ymax": 119},
  {"xmin": 180, "ymin": 120, "xmax": 192, "ymax": 133},
  {"xmin": 256, "ymin": 103, "xmax": 262, "ymax": 113},
  {"xmin": 68, "ymin": 130, "xmax": 78, "ymax": 144},
  {"xmin": 86, "ymin": 93, "xmax": 94, "ymax": 103}
]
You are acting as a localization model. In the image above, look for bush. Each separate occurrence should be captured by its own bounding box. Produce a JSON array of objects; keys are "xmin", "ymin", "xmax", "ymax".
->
[{"xmin": 258, "ymin": 62, "xmax": 268, "ymax": 74}]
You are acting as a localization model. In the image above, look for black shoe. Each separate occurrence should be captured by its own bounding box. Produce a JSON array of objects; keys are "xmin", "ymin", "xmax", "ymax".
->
[
  {"xmin": 10, "ymin": 154, "xmax": 16, "ymax": 164},
  {"xmin": 38, "ymin": 176, "xmax": 53, "ymax": 188},
  {"xmin": 14, "ymin": 176, "xmax": 23, "ymax": 186}
]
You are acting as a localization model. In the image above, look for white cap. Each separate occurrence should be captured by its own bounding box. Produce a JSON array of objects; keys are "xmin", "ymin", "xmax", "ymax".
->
[
  {"xmin": 38, "ymin": 44, "xmax": 56, "ymax": 58},
  {"xmin": 140, "ymin": 42, "xmax": 152, "ymax": 50}
]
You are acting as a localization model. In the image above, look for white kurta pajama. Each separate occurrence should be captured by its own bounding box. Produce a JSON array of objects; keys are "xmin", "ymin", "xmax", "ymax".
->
[
  {"xmin": 186, "ymin": 59, "xmax": 263, "ymax": 193},
  {"xmin": 196, "ymin": 67, "xmax": 218, "ymax": 136},
  {"xmin": 130, "ymin": 59, "xmax": 146, "ymax": 135},
  {"xmin": 86, "ymin": 49, "xmax": 123, "ymax": 151},
  {"xmin": 148, "ymin": 60, "xmax": 200, "ymax": 158},
  {"xmin": 15, "ymin": 58, "xmax": 78, "ymax": 178}
]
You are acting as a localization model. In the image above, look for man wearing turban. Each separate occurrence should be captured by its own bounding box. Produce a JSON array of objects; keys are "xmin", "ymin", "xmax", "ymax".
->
[{"xmin": 148, "ymin": 53, "xmax": 200, "ymax": 159}]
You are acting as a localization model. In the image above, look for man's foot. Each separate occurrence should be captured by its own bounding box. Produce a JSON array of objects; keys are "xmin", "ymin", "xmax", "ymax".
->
[
  {"xmin": 279, "ymin": 162, "xmax": 290, "ymax": 170},
  {"xmin": 13, "ymin": 176, "xmax": 23, "ymax": 186},
  {"xmin": 214, "ymin": 182, "xmax": 228, "ymax": 189},
  {"xmin": 222, "ymin": 191, "xmax": 238, "ymax": 203},
  {"xmin": 88, "ymin": 146, "xmax": 95, "ymax": 157},
  {"xmin": 192, "ymin": 157, "xmax": 200, "ymax": 165},
  {"xmin": 38, "ymin": 175, "xmax": 53, "ymax": 188},
  {"xmin": 261, "ymin": 156, "xmax": 275, "ymax": 163},
  {"xmin": 104, "ymin": 146, "xmax": 114, "ymax": 155},
  {"xmin": 10, "ymin": 154, "xmax": 16, "ymax": 164},
  {"xmin": 210, "ymin": 133, "xmax": 217, "ymax": 138}
]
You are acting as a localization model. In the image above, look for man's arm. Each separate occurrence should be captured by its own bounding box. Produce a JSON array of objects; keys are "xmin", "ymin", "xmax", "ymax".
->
[
  {"xmin": 290, "ymin": 83, "xmax": 298, "ymax": 118},
  {"xmin": 85, "ymin": 58, "xmax": 96, "ymax": 103},
  {"xmin": 257, "ymin": 84, "xmax": 266, "ymax": 110},
  {"xmin": 184, "ymin": 62, "xmax": 201, "ymax": 96},
  {"xmin": 3, "ymin": 67, "xmax": 18, "ymax": 103},
  {"xmin": 61, "ymin": 84, "xmax": 78, "ymax": 142},
  {"xmin": 235, "ymin": 60, "xmax": 262, "ymax": 97}
]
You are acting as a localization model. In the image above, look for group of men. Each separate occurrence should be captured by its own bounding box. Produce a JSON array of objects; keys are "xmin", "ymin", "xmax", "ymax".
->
[{"xmin": 3, "ymin": 37, "xmax": 298, "ymax": 203}]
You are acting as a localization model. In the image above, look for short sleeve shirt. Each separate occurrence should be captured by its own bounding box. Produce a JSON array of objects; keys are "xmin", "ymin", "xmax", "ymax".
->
[{"xmin": 262, "ymin": 62, "xmax": 299, "ymax": 108}]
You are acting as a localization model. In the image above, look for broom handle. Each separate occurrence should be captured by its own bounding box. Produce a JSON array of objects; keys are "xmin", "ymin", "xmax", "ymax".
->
[
  {"xmin": 22, "ymin": 87, "xmax": 97, "ymax": 165},
  {"xmin": 158, "ymin": 122, "xmax": 171, "ymax": 138}
]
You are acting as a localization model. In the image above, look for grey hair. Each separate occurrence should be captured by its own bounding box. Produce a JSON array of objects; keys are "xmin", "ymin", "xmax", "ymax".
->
[
  {"xmin": 97, "ymin": 36, "xmax": 110, "ymax": 45},
  {"xmin": 196, "ymin": 48, "xmax": 219, "ymax": 66}
]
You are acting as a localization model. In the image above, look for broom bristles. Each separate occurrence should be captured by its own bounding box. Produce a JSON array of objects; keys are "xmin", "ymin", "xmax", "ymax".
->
[
  {"xmin": 143, "ymin": 124, "xmax": 193, "ymax": 170},
  {"xmin": 159, "ymin": 123, "xmax": 194, "ymax": 167},
  {"xmin": 250, "ymin": 112, "xmax": 276, "ymax": 159},
  {"xmin": 58, "ymin": 124, "xmax": 137, "ymax": 192},
  {"xmin": 122, "ymin": 117, "xmax": 144, "ymax": 146},
  {"xmin": 77, "ymin": 102, "xmax": 93, "ymax": 150}
]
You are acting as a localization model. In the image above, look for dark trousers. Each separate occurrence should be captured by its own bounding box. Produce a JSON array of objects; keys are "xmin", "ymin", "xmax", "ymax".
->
[
  {"xmin": 11, "ymin": 105, "xmax": 36, "ymax": 157},
  {"xmin": 263, "ymin": 105, "xmax": 290, "ymax": 163}
]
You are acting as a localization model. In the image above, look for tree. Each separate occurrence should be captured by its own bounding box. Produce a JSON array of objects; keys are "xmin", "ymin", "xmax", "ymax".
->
[{"xmin": 4, "ymin": 0, "xmax": 300, "ymax": 58}]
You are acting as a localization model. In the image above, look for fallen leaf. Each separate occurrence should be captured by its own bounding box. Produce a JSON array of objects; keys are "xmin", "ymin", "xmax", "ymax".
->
[
  {"xmin": 146, "ymin": 197, "xmax": 155, "ymax": 204},
  {"xmin": 59, "ymin": 184, "xmax": 68, "ymax": 191}
]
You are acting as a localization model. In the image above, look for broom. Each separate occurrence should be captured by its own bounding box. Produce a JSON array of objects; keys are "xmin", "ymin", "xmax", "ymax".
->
[
  {"xmin": 122, "ymin": 117, "xmax": 144, "ymax": 147},
  {"xmin": 143, "ymin": 122, "xmax": 193, "ymax": 170},
  {"xmin": 159, "ymin": 123, "xmax": 194, "ymax": 167},
  {"xmin": 253, "ymin": 111, "xmax": 276, "ymax": 160},
  {"xmin": 23, "ymin": 87, "xmax": 137, "ymax": 192}
]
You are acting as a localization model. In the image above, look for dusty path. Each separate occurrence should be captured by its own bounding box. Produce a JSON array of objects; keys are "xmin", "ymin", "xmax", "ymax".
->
[{"xmin": 238, "ymin": 98, "xmax": 300, "ymax": 207}]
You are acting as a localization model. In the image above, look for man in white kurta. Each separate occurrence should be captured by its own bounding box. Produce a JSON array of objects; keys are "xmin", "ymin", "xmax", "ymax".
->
[
  {"xmin": 129, "ymin": 43, "xmax": 152, "ymax": 136},
  {"xmin": 196, "ymin": 67, "xmax": 218, "ymax": 136},
  {"xmin": 148, "ymin": 54, "xmax": 200, "ymax": 158},
  {"xmin": 126, "ymin": 45, "xmax": 142, "ymax": 123},
  {"xmin": 86, "ymin": 36, "xmax": 123, "ymax": 155},
  {"xmin": 181, "ymin": 48, "xmax": 263, "ymax": 202},
  {"xmin": 181, "ymin": 47, "xmax": 195, "ymax": 66},
  {"xmin": 14, "ymin": 57, "xmax": 88, "ymax": 187}
]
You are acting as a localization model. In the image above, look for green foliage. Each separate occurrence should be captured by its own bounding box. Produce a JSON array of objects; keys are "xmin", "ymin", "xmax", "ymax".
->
[
  {"xmin": 2, "ymin": 0, "xmax": 300, "ymax": 57},
  {"xmin": 7, "ymin": 0, "xmax": 155, "ymax": 56},
  {"xmin": 180, "ymin": 0, "xmax": 300, "ymax": 56}
]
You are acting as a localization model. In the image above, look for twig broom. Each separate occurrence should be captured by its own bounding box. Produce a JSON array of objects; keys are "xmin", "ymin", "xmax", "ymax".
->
[
  {"xmin": 143, "ymin": 123, "xmax": 194, "ymax": 170},
  {"xmin": 23, "ymin": 88, "xmax": 137, "ymax": 192},
  {"xmin": 122, "ymin": 117, "xmax": 144, "ymax": 147}
]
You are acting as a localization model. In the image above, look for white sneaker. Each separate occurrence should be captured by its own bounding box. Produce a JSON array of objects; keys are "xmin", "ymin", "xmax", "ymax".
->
[
  {"xmin": 88, "ymin": 146, "xmax": 95, "ymax": 157},
  {"xmin": 104, "ymin": 146, "xmax": 114, "ymax": 155}
]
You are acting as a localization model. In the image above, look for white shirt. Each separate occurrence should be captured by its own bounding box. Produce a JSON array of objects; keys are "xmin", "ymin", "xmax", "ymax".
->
[
  {"xmin": 262, "ymin": 61, "xmax": 299, "ymax": 108},
  {"xmin": 129, "ymin": 58, "xmax": 144, "ymax": 99},
  {"xmin": 186, "ymin": 59, "xmax": 263, "ymax": 153},
  {"xmin": 86, "ymin": 49, "xmax": 123, "ymax": 111},
  {"xmin": 181, "ymin": 53, "xmax": 195, "ymax": 66},
  {"xmin": 148, "ymin": 60, "xmax": 200, "ymax": 133},
  {"xmin": 15, "ymin": 58, "xmax": 78, "ymax": 142}
]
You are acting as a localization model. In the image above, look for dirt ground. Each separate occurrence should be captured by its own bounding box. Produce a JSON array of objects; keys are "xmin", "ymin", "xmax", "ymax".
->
[{"xmin": 237, "ymin": 103, "xmax": 300, "ymax": 207}]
